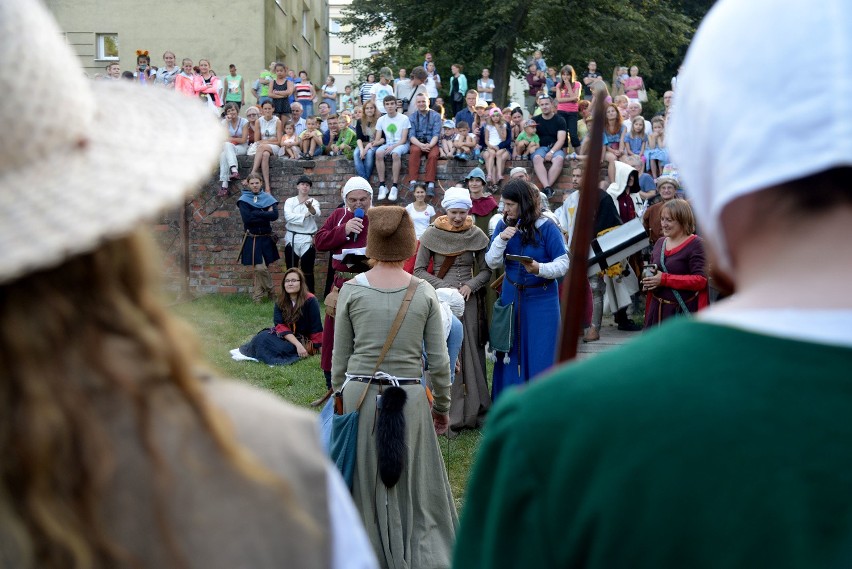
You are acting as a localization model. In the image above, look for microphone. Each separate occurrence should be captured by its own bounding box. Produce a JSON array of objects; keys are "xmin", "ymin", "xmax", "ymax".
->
[{"xmin": 348, "ymin": 208, "xmax": 365, "ymax": 241}]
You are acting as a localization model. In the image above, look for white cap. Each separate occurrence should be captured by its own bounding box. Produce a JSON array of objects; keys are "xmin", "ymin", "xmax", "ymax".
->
[
  {"xmin": 341, "ymin": 176, "xmax": 373, "ymax": 198},
  {"xmin": 668, "ymin": 0, "xmax": 852, "ymax": 271},
  {"xmin": 441, "ymin": 187, "xmax": 473, "ymax": 211}
]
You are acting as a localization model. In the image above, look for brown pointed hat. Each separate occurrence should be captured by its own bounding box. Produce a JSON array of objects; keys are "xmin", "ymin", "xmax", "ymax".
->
[{"xmin": 366, "ymin": 206, "xmax": 416, "ymax": 262}]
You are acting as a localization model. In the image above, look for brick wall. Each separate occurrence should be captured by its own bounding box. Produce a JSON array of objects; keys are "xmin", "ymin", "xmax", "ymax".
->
[{"xmin": 153, "ymin": 154, "xmax": 583, "ymax": 297}]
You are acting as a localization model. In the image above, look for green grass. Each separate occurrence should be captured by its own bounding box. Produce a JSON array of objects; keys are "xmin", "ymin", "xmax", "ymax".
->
[{"xmin": 171, "ymin": 294, "xmax": 482, "ymax": 507}]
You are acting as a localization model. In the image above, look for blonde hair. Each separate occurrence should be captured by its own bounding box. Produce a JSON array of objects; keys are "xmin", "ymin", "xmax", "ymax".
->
[
  {"xmin": 0, "ymin": 230, "xmax": 311, "ymax": 568},
  {"xmin": 662, "ymin": 198, "xmax": 696, "ymax": 235}
]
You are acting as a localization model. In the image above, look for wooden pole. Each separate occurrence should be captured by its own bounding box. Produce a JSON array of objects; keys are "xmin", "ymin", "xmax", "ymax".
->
[{"xmin": 556, "ymin": 95, "xmax": 606, "ymax": 363}]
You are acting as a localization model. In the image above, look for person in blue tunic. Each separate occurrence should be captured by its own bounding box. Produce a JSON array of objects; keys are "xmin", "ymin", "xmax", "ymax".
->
[
  {"xmin": 237, "ymin": 172, "xmax": 280, "ymax": 302},
  {"xmin": 485, "ymin": 179, "xmax": 568, "ymax": 401},
  {"xmin": 234, "ymin": 268, "xmax": 324, "ymax": 365}
]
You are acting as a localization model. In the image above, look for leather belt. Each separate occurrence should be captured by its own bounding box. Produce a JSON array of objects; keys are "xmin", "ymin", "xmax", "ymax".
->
[{"xmin": 348, "ymin": 376, "xmax": 422, "ymax": 386}]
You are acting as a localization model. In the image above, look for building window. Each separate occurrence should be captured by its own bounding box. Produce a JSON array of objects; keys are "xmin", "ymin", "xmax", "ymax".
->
[
  {"xmin": 331, "ymin": 55, "xmax": 351, "ymax": 75},
  {"xmin": 302, "ymin": 10, "xmax": 309, "ymax": 39},
  {"xmin": 96, "ymin": 33, "xmax": 119, "ymax": 61},
  {"xmin": 330, "ymin": 19, "xmax": 340, "ymax": 34}
]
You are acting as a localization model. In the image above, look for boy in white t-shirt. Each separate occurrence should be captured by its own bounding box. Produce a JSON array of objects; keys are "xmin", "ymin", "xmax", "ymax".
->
[
  {"xmin": 374, "ymin": 95, "xmax": 411, "ymax": 201},
  {"xmin": 370, "ymin": 67, "xmax": 396, "ymax": 114}
]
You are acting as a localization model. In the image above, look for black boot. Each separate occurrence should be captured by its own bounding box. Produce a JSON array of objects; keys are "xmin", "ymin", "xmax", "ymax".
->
[{"xmin": 615, "ymin": 308, "xmax": 641, "ymax": 331}]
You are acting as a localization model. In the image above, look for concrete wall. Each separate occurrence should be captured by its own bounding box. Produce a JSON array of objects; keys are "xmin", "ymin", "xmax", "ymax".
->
[{"xmin": 153, "ymin": 155, "xmax": 582, "ymax": 298}]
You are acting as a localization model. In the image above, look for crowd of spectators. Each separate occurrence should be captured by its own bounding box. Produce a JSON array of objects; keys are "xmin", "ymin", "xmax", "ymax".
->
[{"xmin": 100, "ymin": 49, "xmax": 677, "ymax": 198}]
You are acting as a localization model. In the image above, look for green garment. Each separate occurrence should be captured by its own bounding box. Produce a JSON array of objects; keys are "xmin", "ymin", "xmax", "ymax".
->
[
  {"xmin": 259, "ymin": 71, "xmax": 273, "ymax": 97},
  {"xmin": 455, "ymin": 319, "xmax": 852, "ymax": 569},
  {"xmin": 335, "ymin": 127, "xmax": 357, "ymax": 160},
  {"xmin": 333, "ymin": 278, "xmax": 457, "ymax": 568},
  {"xmin": 224, "ymin": 73, "xmax": 242, "ymax": 102}
]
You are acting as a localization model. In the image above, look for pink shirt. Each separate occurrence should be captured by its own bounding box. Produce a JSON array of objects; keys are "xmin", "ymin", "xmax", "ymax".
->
[
  {"xmin": 556, "ymin": 81, "xmax": 581, "ymax": 113},
  {"xmin": 624, "ymin": 76, "xmax": 643, "ymax": 99}
]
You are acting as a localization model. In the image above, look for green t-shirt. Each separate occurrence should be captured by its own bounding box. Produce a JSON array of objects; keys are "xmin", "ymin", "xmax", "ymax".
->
[
  {"xmin": 516, "ymin": 131, "xmax": 540, "ymax": 144},
  {"xmin": 455, "ymin": 319, "xmax": 852, "ymax": 569},
  {"xmin": 259, "ymin": 71, "xmax": 274, "ymax": 97},
  {"xmin": 335, "ymin": 127, "xmax": 357, "ymax": 159}
]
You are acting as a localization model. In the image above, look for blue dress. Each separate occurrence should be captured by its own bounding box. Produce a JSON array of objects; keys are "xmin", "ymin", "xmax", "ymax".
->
[{"xmin": 490, "ymin": 218, "xmax": 566, "ymax": 401}]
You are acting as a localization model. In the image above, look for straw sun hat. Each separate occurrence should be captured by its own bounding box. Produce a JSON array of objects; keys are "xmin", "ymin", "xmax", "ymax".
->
[{"xmin": 0, "ymin": 0, "xmax": 223, "ymax": 285}]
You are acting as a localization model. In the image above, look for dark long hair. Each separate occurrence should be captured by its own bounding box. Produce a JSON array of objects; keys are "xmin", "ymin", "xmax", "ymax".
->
[
  {"xmin": 557, "ymin": 64, "xmax": 576, "ymax": 90},
  {"xmin": 275, "ymin": 268, "xmax": 310, "ymax": 324},
  {"xmin": 501, "ymin": 179, "xmax": 542, "ymax": 245}
]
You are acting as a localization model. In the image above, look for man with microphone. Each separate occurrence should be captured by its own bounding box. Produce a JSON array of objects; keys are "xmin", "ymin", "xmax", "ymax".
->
[{"xmin": 313, "ymin": 177, "xmax": 374, "ymax": 403}]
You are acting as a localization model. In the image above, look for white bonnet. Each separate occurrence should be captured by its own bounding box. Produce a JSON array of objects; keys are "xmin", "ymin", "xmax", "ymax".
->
[
  {"xmin": 342, "ymin": 176, "xmax": 373, "ymax": 198},
  {"xmin": 441, "ymin": 187, "xmax": 473, "ymax": 211},
  {"xmin": 668, "ymin": 0, "xmax": 852, "ymax": 271}
]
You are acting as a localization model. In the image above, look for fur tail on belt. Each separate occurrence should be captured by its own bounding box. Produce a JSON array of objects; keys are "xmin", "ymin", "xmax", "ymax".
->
[{"xmin": 376, "ymin": 386, "xmax": 407, "ymax": 488}]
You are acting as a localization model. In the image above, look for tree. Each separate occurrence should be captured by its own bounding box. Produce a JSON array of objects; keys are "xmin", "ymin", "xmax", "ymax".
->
[{"xmin": 341, "ymin": 0, "xmax": 709, "ymax": 110}]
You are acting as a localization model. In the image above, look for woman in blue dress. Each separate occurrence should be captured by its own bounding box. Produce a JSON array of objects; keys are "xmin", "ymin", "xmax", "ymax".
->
[{"xmin": 485, "ymin": 179, "xmax": 569, "ymax": 401}]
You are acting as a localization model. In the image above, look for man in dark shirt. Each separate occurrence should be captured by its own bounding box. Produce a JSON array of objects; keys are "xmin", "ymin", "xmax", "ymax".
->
[
  {"xmin": 581, "ymin": 60, "xmax": 602, "ymax": 100},
  {"xmin": 532, "ymin": 94, "xmax": 567, "ymax": 197}
]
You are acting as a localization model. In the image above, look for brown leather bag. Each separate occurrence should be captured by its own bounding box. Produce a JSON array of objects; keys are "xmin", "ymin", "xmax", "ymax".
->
[{"xmin": 324, "ymin": 285, "xmax": 340, "ymax": 318}]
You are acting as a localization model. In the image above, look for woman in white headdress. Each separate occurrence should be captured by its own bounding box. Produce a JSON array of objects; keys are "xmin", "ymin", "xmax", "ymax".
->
[{"xmin": 414, "ymin": 187, "xmax": 493, "ymax": 434}]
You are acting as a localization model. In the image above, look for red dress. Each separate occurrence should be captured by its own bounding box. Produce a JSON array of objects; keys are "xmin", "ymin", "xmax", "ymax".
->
[
  {"xmin": 644, "ymin": 234, "xmax": 709, "ymax": 328},
  {"xmin": 314, "ymin": 208, "xmax": 371, "ymax": 373}
]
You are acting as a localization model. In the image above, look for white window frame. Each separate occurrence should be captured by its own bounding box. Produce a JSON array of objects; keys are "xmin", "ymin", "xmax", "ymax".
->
[{"xmin": 95, "ymin": 33, "xmax": 119, "ymax": 61}]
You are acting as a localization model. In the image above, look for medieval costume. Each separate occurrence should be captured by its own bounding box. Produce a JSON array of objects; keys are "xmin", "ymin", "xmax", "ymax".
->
[
  {"xmin": 332, "ymin": 206, "xmax": 457, "ymax": 569},
  {"xmin": 644, "ymin": 235, "xmax": 709, "ymax": 327},
  {"xmin": 237, "ymin": 188, "xmax": 279, "ymax": 302},
  {"xmin": 414, "ymin": 188, "xmax": 492, "ymax": 433},
  {"xmin": 237, "ymin": 295, "xmax": 324, "ymax": 365},
  {"xmin": 314, "ymin": 177, "xmax": 373, "ymax": 390}
]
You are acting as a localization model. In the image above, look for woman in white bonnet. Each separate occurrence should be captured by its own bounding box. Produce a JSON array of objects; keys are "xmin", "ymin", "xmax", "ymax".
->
[
  {"xmin": 414, "ymin": 186, "xmax": 493, "ymax": 434},
  {"xmin": 0, "ymin": 2, "xmax": 375, "ymax": 568}
]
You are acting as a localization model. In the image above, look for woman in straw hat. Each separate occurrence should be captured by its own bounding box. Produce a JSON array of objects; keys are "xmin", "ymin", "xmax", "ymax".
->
[
  {"xmin": 332, "ymin": 206, "xmax": 457, "ymax": 569},
  {"xmin": 0, "ymin": 2, "xmax": 376, "ymax": 568},
  {"xmin": 414, "ymin": 187, "xmax": 493, "ymax": 434}
]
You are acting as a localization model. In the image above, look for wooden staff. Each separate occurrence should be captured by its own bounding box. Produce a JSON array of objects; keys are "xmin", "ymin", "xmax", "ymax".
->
[{"xmin": 556, "ymin": 96, "xmax": 606, "ymax": 363}]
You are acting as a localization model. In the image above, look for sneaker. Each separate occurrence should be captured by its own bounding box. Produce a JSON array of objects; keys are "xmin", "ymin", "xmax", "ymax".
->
[
  {"xmin": 426, "ymin": 182, "xmax": 435, "ymax": 197},
  {"xmin": 378, "ymin": 184, "xmax": 389, "ymax": 200},
  {"xmin": 218, "ymin": 185, "xmax": 229, "ymax": 197},
  {"xmin": 409, "ymin": 180, "xmax": 417, "ymax": 192},
  {"xmin": 456, "ymin": 152, "xmax": 469, "ymax": 161},
  {"xmin": 388, "ymin": 185, "xmax": 399, "ymax": 201},
  {"xmin": 543, "ymin": 186, "xmax": 554, "ymax": 198}
]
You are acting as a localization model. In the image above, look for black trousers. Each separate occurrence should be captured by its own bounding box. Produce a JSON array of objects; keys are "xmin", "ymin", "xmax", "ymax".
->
[
  {"xmin": 557, "ymin": 110, "xmax": 579, "ymax": 150},
  {"xmin": 283, "ymin": 243, "xmax": 316, "ymax": 293}
]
